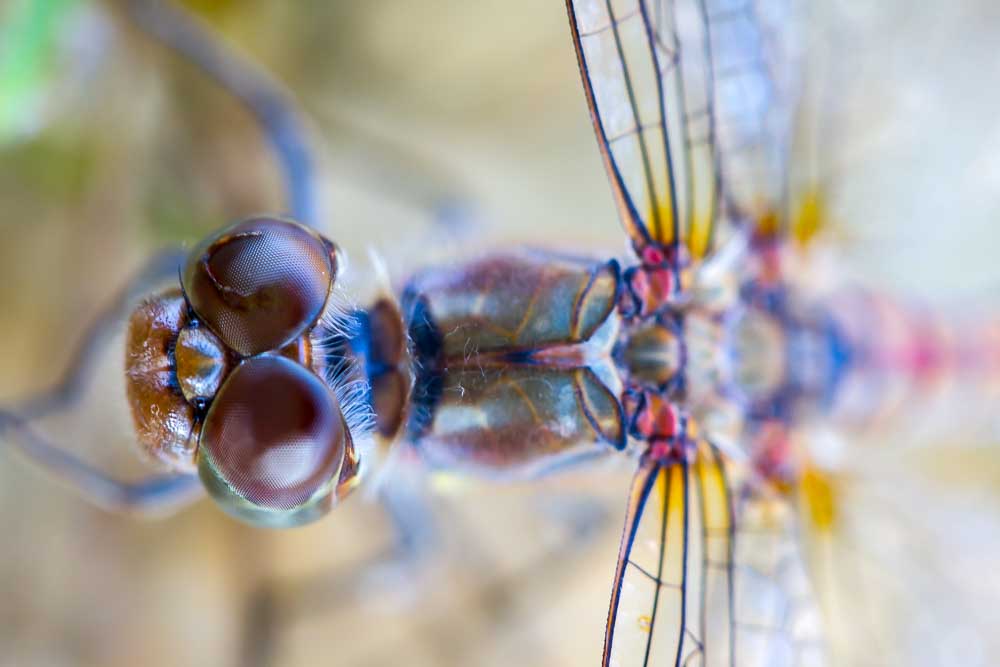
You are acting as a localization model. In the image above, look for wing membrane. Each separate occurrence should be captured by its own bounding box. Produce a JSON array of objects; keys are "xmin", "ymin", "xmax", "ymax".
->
[
  {"xmin": 566, "ymin": 0, "xmax": 722, "ymax": 259},
  {"xmin": 603, "ymin": 441, "xmax": 734, "ymax": 666},
  {"xmin": 731, "ymin": 481, "xmax": 826, "ymax": 666},
  {"xmin": 709, "ymin": 0, "xmax": 802, "ymax": 233}
]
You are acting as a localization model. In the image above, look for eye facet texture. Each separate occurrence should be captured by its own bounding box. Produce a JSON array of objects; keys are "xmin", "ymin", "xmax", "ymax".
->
[
  {"xmin": 183, "ymin": 218, "xmax": 336, "ymax": 356},
  {"xmin": 199, "ymin": 355, "xmax": 346, "ymax": 513}
]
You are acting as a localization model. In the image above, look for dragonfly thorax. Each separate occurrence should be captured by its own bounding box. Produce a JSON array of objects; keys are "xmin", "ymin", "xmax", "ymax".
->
[
  {"xmin": 619, "ymin": 243, "xmax": 693, "ymax": 318},
  {"xmin": 616, "ymin": 313, "xmax": 685, "ymax": 392}
]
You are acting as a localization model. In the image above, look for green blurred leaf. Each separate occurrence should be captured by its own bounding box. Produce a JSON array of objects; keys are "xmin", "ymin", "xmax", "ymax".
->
[{"xmin": 0, "ymin": 0, "xmax": 81, "ymax": 140}]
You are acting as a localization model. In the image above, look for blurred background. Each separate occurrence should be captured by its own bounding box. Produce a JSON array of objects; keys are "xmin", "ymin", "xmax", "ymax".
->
[{"xmin": 1, "ymin": 1, "xmax": 999, "ymax": 665}]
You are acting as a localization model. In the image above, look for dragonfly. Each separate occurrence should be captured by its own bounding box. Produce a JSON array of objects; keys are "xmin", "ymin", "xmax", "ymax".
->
[{"xmin": 0, "ymin": 1, "xmax": 991, "ymax": 665}]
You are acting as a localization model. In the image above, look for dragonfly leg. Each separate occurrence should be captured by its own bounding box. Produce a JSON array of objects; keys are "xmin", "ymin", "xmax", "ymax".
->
[
  {"xmin": 0, "ymin": 408, "xmax": 201, "ymax": 513},
  {"xmin": 327, "ymin": 116, "xmax": 484, "ymax": 237},
  {"xmin": 0, "ymin": 248, "xmax": 201, "ymax": 514},
  {"xmin": 120, "ymin": 0, "xmax": 319, "ymax": 226},
  {"xmin": 16, "ymin": 248, "xmax": 185, "ymax": 420},
  {"xmin": 122, "ymin": 0, "xmax": 482, "ymax": 237}
]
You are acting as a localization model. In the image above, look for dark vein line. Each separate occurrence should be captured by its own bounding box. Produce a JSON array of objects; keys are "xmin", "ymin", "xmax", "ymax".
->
[
  {"xmin": 579, "ymin": 6, "xmax": 641, "ymax": 37},
  {"xmin": 629, "ymin": 559, "xmax": 663, "ymax": 585},
  {"xmin": 607, "ymin": 0, "xmax": 664, "ymax": 242},
  {"xmin": 698, "ymin": 0, "xmax": 721, "ymax": 254},
  {"xmin": 642, "ymin": 464, "xmax": 670, "ymax": 667},
  {"xmin": 638, "ymin": 0, "xmax": 678, "ymax": 246},
  {"xmin": 709, "ymin": 444, "xmax": 736, "ymax": 667},
  {"xmin": 694, "ymin": 452, "xmax": 710, "ymax": 666},
  {"xmin": 565, "ymin": 0, "xmax": 651, "ymax": 250},
  {"xmin": 674, "ymin": 460, "xmax": 690, "ymax": 667}
]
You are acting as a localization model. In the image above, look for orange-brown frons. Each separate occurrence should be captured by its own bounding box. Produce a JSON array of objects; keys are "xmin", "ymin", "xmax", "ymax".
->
[{"xmin": 124, "ymin": 290, "xmax": 199, "ymax": 471}]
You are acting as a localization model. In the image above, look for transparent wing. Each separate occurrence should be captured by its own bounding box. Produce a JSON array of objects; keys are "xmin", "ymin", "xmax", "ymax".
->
[
  {"xmin": 709, "ymin": 0, "xmax": 803, "ymax": 235},
  {"xmin": 565, "ymin": 0, "xmax": 722, "ymax": 260},
  {"xmin": 784, "ymin": 2, "xmax": 850, "ymax": 247},
  {"xmin": 603, "ymin": 441, "xmax": 734, "ymax": 666},
  {"xmin": 794, "ymin": 437, "xmax": 1000, "ymax": 666},
  {"xmin": 731, "ymin": 480, "xmax": 826, "ymax": 666}
]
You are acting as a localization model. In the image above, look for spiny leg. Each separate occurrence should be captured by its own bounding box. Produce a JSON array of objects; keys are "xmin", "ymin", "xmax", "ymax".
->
[
  {"xmin": 0, "ymin": 410, "xmax": 200, "ymax": 514},
  {"xmin": 16, "ymin": 247, "xmax": 185, "ymax": 419},
  {"xmin": 10, "ymin": 0, "xmax": 319, "ymax": 512},
  {"xmin": 324, "ymin": 113, "xmax": 485, "ymax": 238},
  {"xmin": 118, "ymin": 0, "xmax": 319, "ymax": 226},
  {"xmin": 121, "ymin": 0, "xmax": 483, "ymax": 238},
  {"xmin": 0, "ymin": 248, "xmax": 201, "ymax": 514}
]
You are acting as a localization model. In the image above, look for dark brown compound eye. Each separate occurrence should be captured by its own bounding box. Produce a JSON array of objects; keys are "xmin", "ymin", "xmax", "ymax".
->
[
  {"xmin": 198, "ymin": 355, "xmax": 347, "ymax": 525},
  {"xmin": 183, "ymin": 217, "xmax": 338, "ymax": 356}
]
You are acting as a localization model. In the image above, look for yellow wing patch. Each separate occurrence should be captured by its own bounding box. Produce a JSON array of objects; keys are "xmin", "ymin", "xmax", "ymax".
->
[
  {"xmin": 604, "ymin": 442, "xmax": 735, "ymax": 666},
  {"xmin": 800, "ymin": 465, "xmax": 838, "ymax": 532},
  {"xmin": 792, "ymin": 188, "xmax": 826, "ymax": 247}
]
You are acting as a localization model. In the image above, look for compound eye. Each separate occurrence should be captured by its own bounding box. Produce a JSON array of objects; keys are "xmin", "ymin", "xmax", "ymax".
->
[
  {"xmin": 183, "ymin": 217, "xmax": 337, "ymax": 356},
  {"xmin": 198, "ymin": 355, "xmax": 347, "ymax": 526}
]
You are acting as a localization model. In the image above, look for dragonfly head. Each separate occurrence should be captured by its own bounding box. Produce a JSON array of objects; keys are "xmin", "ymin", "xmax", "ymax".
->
[{"xmin": 126, "ymin": 217, "xmax": 371, "ymax": 527}]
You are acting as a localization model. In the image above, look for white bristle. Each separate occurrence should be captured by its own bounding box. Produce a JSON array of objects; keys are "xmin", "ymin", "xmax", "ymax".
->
[{"xmin": 310, "ymin": 285, "xmax": 377, "ymax": 479}]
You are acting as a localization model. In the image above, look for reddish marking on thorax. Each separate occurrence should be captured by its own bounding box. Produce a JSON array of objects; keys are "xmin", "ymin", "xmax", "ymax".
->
[
  {"xmin": 648, "ymin": 438, "xmax": 679, "ymax": 461},
  {"xmin": 751, "ymin": 232, "xmax": 785, "ymax": 288},
  {"xmin": 759, "ymin": 244, "xmax": 784, "ymax": 286},
  {"xmin": 641, "ymin": 245, "xmax": 666, "ymax": 266},
  {"xmin": 628, "ymin": 390, "xmax": 677, "ymax": 440},
  {"xmin": 751, "ymin": 421, "xmax": 797, "ymax": 485},
  {"xmin": 626, "ymin": 245, "xmax": 677, "ymax": 317},
  {"xmin": 626, "ymin": 389, "xmax": 687, "ymax": 461},
  {"xmin": 625, "ymin": 386, "xmax": 694, "ymax": 463}
]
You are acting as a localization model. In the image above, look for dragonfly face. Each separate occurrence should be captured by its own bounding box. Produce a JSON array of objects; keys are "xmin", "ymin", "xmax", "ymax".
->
[{"xmin": 124, "ymin": 217, "xmax": 365, "ymax": 527}]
